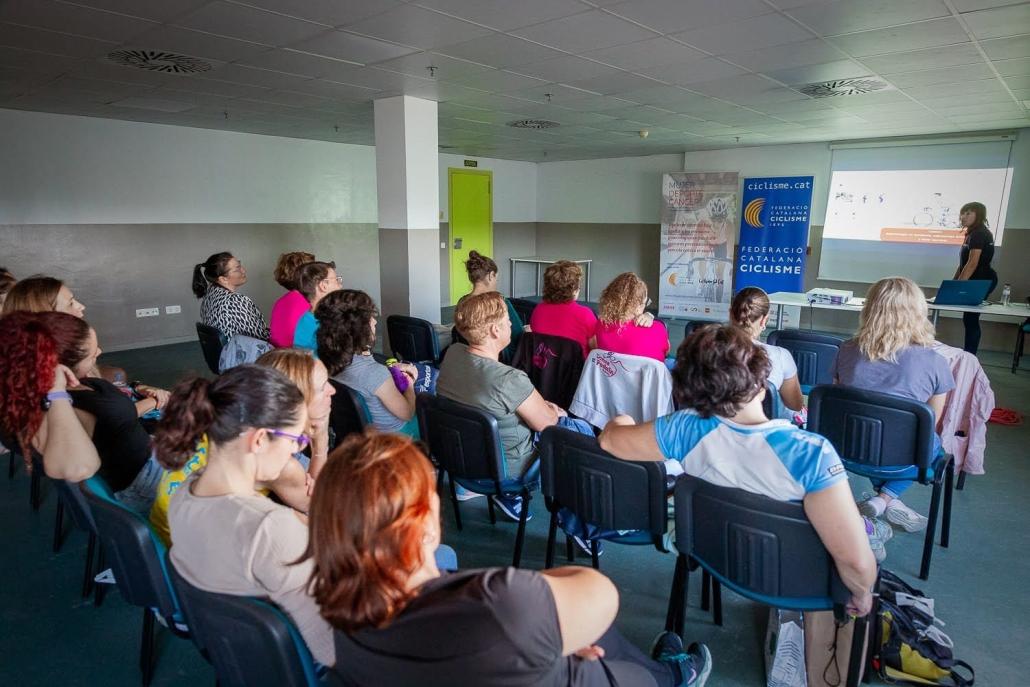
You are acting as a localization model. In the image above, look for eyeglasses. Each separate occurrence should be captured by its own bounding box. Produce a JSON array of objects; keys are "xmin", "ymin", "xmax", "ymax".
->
[
  {"xmin": 267, "ymin": 428, "xmax": 311, "ymax": 450},
  {"xmin": 227, "ymin": 263, "xmax": 244, "ymax": 274},
  {"xmin": 645, "ymin": 297, "xmax": 653, "ymax": 307},
  {"xmin": 323, "ymin": 275, "xmax": 343, "ymax": 285}
]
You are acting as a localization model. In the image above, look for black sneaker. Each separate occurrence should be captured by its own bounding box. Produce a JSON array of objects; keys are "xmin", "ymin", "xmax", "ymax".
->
[
  {"xmin": 491, "ymin": 494, "xmax": 532, "ymax": 522},
  {"xmin": 650, "ymin": 631, "xmax": 712, "ymax": 687}
]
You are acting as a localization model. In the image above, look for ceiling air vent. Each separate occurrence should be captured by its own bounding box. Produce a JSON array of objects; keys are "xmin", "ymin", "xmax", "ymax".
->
[
  {"xmin": 107, "ymin": 50, "xmax": 212, "ymax": 74},
  {"xmin": 506, "ymin": 119, "xmax": 559, "ymax": 129},
  {"xmin": 797, "ymin": 77, "xmax": 890, "ymax": 98}
]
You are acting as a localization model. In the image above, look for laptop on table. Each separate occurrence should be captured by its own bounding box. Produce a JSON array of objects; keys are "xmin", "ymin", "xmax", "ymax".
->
[{"xmin": 929, "ymin": 280, "xmax": 992, "ymax": 306}]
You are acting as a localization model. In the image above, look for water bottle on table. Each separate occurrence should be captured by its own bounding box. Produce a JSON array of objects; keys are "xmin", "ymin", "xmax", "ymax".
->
[{"xmin": 1001, "ymin": 283, "xmax": 1011, "ymax": 306}]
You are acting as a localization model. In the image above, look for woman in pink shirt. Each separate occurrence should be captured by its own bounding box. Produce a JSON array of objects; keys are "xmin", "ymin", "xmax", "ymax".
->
[
  {"xmin": 529, "ymin": 261, "xmax": 597, "ymax": 357},
  {"xmin": 595, "ymin": 273, "xmax": 669, "ymax": 362},
  {"xmin": 269, "ymin": 251, "xmax": 315, "ymax": 348}
]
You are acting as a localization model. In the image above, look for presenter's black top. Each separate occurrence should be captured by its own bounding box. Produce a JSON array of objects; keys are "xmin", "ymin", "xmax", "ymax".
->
[
  {"xmin": 68, "ymin": 378, "xmax": 151, "ymax": 491},
  {"xmin": 959, "ymin": 225, "xmax": 995, "ymax": 281}
]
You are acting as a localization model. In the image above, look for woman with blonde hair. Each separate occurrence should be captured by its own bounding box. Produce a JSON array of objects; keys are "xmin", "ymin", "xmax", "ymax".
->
[
  {"xmin": 832, "ymin": 277, "xmax": 955, "ymax": 532},
  {"xmin": 729, "ymin": 287, "xmax": 803, "ymax": 418},
  {"xmin": 595, "ymin": 272, "xmax": 669, "ymax": 362}
]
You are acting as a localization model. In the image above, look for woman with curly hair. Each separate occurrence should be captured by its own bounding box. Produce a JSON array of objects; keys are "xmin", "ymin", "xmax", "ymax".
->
[
  {"xmin": 529, "ymin": 260, "xmax": 597, "ymax": 357},
  {"xmin": 460, "ymin": 250, "xmax": 525, "ymax": 360},
  {"xmin": 269, "ymin": 251, "xmax": 315, "ymax": 348},
  {"xmin": 192, "ymin": 251, "xmax": 269, "ymax": 340},
  {"xmin": 595, "ymin": 272, "xmax": 669, "ymax": 362},
  {"xmin": 316, "ymin": 289, "xmax": 419, "ymax": 436},
  {"xmin": 832, "ymin": 277, "xmax": 954, "ymax": 533},
  {"xmin": 305, "ymin": 431, "xmax": 712, "ymax": 687}
]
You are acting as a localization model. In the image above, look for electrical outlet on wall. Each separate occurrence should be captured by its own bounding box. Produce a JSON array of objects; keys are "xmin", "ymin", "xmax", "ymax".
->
[
  {"xmin": 165, "ymin": 305, "xmax": 181, "ymax": 314},
  {"xmin": 135, "ymin": 308, "xmax": 159, "ymax": 318}
]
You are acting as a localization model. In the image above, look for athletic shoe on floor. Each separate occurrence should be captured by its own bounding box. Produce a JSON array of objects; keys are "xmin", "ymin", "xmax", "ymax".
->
[
  {"xmin": 885, "ymin": 498, "xmax": 928, "ymax": 532},
  {"xmin": 864, "ymin": 516, "xmax": 893, "ymax": 563},
  {"xmin": 491, "ymin": 494, "xmax": 532, "ymax": 522},
  {"xmin": 571, "ymin": 534, "xmax": 604, "ymax": 558},
  {"xmin": 857, "ymin": 494, "xmax": 887, "ymax": 519},
  {"xmin": 454, "ymin": 484, "xmax": 485, "ymax": 502},
  {"xmin": 650, "ymin": 632, "xmax": 713, "ymax": 687}
]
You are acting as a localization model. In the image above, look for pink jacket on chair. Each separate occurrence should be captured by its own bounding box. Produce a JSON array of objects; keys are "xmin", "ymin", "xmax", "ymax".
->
[{"xmin": 931, "ymin": 341, "xmax": 995, "ymax": 475}]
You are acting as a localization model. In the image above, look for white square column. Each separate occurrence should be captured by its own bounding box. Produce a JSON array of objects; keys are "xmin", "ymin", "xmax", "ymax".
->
[{"xmin": 374, "ymin": 95, "xmax": 441, "ymax": 323}]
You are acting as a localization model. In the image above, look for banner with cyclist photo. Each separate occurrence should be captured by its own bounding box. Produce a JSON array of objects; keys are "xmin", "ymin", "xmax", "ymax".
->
[
  {"xmin": 735, "ymin": 175, "xmax": 814, "ymax": 294},
  {"xmin": 658, "ymin": 171, "xmax": 739, "ymax": 321}
]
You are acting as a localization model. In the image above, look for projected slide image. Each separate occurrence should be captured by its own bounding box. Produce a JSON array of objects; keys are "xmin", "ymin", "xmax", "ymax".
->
[{"xmin": 824, "ymin": 168, "xmax": 1010, "ymax": 246}]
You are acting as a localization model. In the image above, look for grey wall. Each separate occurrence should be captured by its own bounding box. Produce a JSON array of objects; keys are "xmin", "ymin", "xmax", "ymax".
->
[
  {"xmin": 438, "ymin": 221, "xmax": 538, "ymax": 304},
  {"xmin": 0, "ymin": 223, "xmax": 380, "ymax": 350}
]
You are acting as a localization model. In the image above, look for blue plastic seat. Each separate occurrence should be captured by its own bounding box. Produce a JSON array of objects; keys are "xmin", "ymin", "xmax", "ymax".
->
[{"xmin": 766, "ymin": 329, "xmax": 847, "ymax": 394}]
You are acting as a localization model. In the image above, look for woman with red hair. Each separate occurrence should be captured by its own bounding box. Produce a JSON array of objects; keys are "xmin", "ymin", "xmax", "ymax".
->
[{"xmin": 304, "ymin": 431, "xmax": 712, "ymax": 687}]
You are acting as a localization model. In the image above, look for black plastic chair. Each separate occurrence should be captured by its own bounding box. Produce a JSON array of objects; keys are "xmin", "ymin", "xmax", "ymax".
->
[
  {"xmin": 539, "ymin": 427, "xmax": 668, "ymax": 570},
  {"xmin": 52, "ymin": 479, "xmax": 102, "ymax": 599},
  {"xmin": 82, "ymin": 476, "xmax": 189, "ymax": 686},
  {"xmin": 665, "ymin": 475, "xmax": 871, "ymax": 687},
  {"xmin": 168, "ymin": 559, "xmax": 326, "ymax": 687},
  {"xmin": 1012, "ymin": 302, "xmax": 1029, "ymax": 373},
  {"xmin": 327, "ymin": 380, "xmax": 370, "ymax": 449},
  {"xmin": 510, "ymin": 331, "xmax": 584, "ymax": 410},
  {"xmin": 808, "ymin": 385, "xmax": 954, "ymax": 580},
  {"xmin": 196, "ymin": 322, "xmax": 226, "ymax": 375},
  {"xmin": 761, "ymin": 380, "xmax": 783, "ymax": 421},
  {"xmin": 683, "ymin": 320, "xmax": 711, "ymax": 339},
  {"xmin": 509, "ymin": 297, "xmax": 537, "ymax": 326},
  {"xmin": 766, "ymin": 329, "xmax": 847, "ymax": 394},
  {"xmin": 416, "ymin": 393, "xmax": 536, "ymax": 567},
  {"xmin": 386, "ymin": 315, "xmax": 441, "ymax": 365}
]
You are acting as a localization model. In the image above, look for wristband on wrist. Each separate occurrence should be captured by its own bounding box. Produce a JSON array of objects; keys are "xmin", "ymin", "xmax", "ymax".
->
[{"xmin": 41, "ymin": 391, "xmax": 73, "ymax": 411}]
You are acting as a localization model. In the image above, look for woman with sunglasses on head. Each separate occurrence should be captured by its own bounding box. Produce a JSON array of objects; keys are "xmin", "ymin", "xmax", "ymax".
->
[
  {"xmin": 193, "ymin": 251, "xmax": 269, "ymax": 340},
  {"xmin": 156, "ymin": 364, "xmax": 334, "ymax": 667}
]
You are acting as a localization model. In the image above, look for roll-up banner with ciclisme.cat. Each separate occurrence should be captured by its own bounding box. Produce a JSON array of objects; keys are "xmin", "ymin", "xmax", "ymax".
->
[{"xmin": 734, "ymin": 176, "xmax": 814, "ymax": 295}]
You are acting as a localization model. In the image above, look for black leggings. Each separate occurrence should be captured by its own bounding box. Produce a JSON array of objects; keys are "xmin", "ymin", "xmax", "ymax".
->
[
  {"xmin": 587, "ymin": 627, "xmax": 677, "ymax": 687},
  {"xmin": 962, "ymin": 272, "xmax": 998, "ymax": 354}
]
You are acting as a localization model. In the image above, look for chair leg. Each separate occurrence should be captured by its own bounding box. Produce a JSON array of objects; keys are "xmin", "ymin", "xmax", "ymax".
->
[
  {"xmin": 1012, "ymin": 329, "xmax": 1024, "ymax": 374},
  {"xmin": 30, "ymin": 466, "xmax": 41, "ymax": 511},
  {"xmin": 846, "ymin": 615, "xmax": 868, "ymax": 687},
  {"xmin": 94, "ymin": 547, "xmax": 107, "ymax": 607},
  {"xmin": 919, "ymin": 480, "xmax": 944, "ymax": 580},
  {"xmin": 545, "ymin": 510, "xmax": 558, "ymax": 569},
  {"xmin": 712, "ymin": 578, "xmax": 723, "ymax": 627},
  {"xmin": 956, "ymin": 470, "xmax": 967, "ymax": 491},
  {"xmin": 566, "ymin": 534, "xmax": 575, "ymax": 563},
  {"xmin": 590, "ymin": 540, "xmax": 600, "ymax": 570},
  {"xmin": 52, "ymin": 497, "xmax": 66, "ymax": 553},
  {"xmin": 7, "ymin": 451, "xmax": 14, "ymax": 479},
  {"xmin": 486, "ymin": 494, "xmax": 497, "ymax": 525},
  {"xmin": 700, "ymin": 569, "xmax": 711, "ymax": 611},
  {"xmin": 665, "ymin": 553, "xmax": 689, "ymax": 638},
  {"xmin": 82, "ymin": 532, "xmax": 96, "ymax": 598},
  {"xmin": 448, "ymin": 474, "xmax": 463, "ymax": 532},
  {"xmin": 511, "ymin": 489, "xmax": 530, "ymax": 568},
  {"xmin": 140, "ymin": 607, "xmax": 156, "ymax": 687},
  {"xmin": 941, "ymin": 459, "xmax": 954, "ymax": 549}
]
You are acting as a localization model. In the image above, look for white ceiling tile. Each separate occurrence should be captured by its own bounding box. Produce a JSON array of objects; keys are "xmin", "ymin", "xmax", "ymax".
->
[
  {"xmin": 1003, "ymin": 74, "xmax": 1030, "ymax": 89},
  {"xmin": 512, "ymin": 10, "xmax": 656, "ymax": 54},
  {"xmin": 512, "ymin": 56, "xmax": 624, "ymax": 83},
  {"xmin": 437, "ymin": 34, "xmax": 564, "ymax": 69},
  {"xmin": 69, "ymin": 60, "xmax": 188, "ymax": 86},
  {"xmin": 887, "ymin": 63, "xmax": 998, "ymax": 88},
  {"xmin": 581, "ymin": 38, "xmax": 707, "ymax": 71},
  {"xmin": 860, "ymin": 43, "xmax": 984, "ymax": 73},
  {"xmin": 605, "ymin": 0, "xmax": 773, "ymax": 34},
  {"xmin": 205, "ymin": 63, "xmax": 314, "ymax": 89},
  {"xmin": 174, "ymin": 2, "xmax": 328, "ymax": 46},
  {"xmin": 0, "ymin": 23, "xmax": 115, "ymax": 57},
  {"xmin": 788, "ymin": 0, "xmax": 951, "ymax": 36},
  {"xmin": 639, "ymin": 58, "xmax": 749, "ymax": 85},
  {"xmin": 343, "ymin": 5, "xmax": 492, "ymax": 50},
  {"xmin": 953, "ymin": 0, "xmax": 1030, "ymax": 9},
  {"xmin": 994, "ymin": 57, "xmax": 1030, "ymax": 75},
  {"xmin": 290, "ymin": 30, "xmax": 418, "ymax": 65},
  {"xmin": 823, "ymin": 89, "xmax": 909, "ymax": 107},
  {"xmin": 0, "ymin": 0, "xmax": 158, "ymax": 43},
  {"xmin": 277, "ymin": 79, "xmax": 378, "ymax": 101},
  {"xmin": 727, "ymin": 87, "xmax": 810, "ymax": 106},
  {"xmin": 231, "ymin": 0, "xmax": 404, "ymax": 27},
  {"xmin": 443, "ymin": 68, "xmax": 549, "ymax": 92},
  {"xmin": 828, "ymin": 18, "xmax": 970, "ymax": 57},
  {"xmin": 980, "ymin": 34, "xmax": 1030, "ymax": 60},
  {"xmin": 145, "ymin": 74, "xmax": 272, "ymax": 98},
  {"xmin": 725, "ymin": 39, "xmax": 846, "ymax": 72},
  {"xmin": 562, "ymin": 71, "xmax": 660, "ymax": 95},
  {"xmin": 413, "ymin": 0, "xmax": 587, "ymax": 31},
  {"xmin": 239, "ymin": 48, "xmax": 361, "ymax": 79},
  {"xmin": 616, "ymin": 84, "xmax": 697, "ymax": 107},
  {"xmin": 917, "ymin": 91, "xmax": 1017, "ymax": 108},
  {"xmin": 757, "ymin": 99, "xmax": 835, "ymax": 115},
  {"xmin": 903, "ymin": 78, "xmax": 1009, "ymax": 99},
  {"xmin": 765, "ymin": 59, "xmax": 871, "ymax": 85},
  {"xmin": 128, "ymin": 25, "xmax": 271, "ymax": 63},
  {"xmin": 930, "ymin": 102, "xmax": 1022, "ymax": 115},
  {"xmin": 962, "ymin": 4, "xmax": 1030, "ymax": 40},
  {"xmin": 690, "ymin": 73, "xmax": 785, "ymax": 97},
  {"xmin": 246, "ymin": 88, "xmax": 334, "ymax": 108},
  {"xmin": 62, "ymin": 0, "xmax": 209, "ymax": 22},
  {"xmin": 375, "ymin": 52, "xmax": 492, "ymax": 81},
  {"xmin": 671, "ymin": 14, "xmax": 815, "ymax": 56}
]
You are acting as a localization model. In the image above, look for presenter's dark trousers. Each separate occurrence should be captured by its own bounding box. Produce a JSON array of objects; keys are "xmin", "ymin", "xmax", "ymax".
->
[{"xmin": 962, "ymin": 272, "xmax": 998, "ymax": 355}]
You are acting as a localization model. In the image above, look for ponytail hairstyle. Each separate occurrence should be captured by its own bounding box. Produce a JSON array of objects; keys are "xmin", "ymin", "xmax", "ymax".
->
[
  {"xmin": 2, "ymin": 275, "xmax": 63, "ymax": 315},
  {"xmin": 0, "ymin": 311, "xmax": 92, "ymax": 468},
  {"xmin": 153, "ymin": 364, "xmax": 305, "ymax": 470},
  {"xmin": 960, "ymin": 201, "xmax": 989, "ymax": 232},
  {"xmin": 192, "ymin": 252, "xmax": 234, "ymax": 298},
  {"xmin": 315, "ymin": 289, "xmax": 378, "ymax": 376},
  {"xmin": 296, "ymin": 261, "xmax": 337, "ymax": 303},
  {"xmin": 729, "ymin": 287, "xmax": 771, "ymax": 338},
  {"xmin": 464, "ymin": 250, "xmax": 498, "ymax": 286}
]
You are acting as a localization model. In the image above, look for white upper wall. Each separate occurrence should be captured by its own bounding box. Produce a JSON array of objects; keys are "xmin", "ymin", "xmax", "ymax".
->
[
  {"xmin": 0, "ymin": 108, "xmax": 378, "ymax": 225},
  {"xmin": 439, "ymin": 153, "xmax": 537, "ymax": 223}
]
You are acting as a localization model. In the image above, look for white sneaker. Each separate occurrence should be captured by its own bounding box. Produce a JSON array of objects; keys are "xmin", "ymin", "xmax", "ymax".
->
[
  {"xmin": 885, "ymin": 499, "xmax": 928, "ymax": 532},
  {"xmin": 857, "ymin": 494, "xmax": 887, "ymax": 519}
]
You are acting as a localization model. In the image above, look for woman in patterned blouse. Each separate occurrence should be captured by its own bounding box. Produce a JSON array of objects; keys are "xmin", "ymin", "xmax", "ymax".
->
[{"xmin": 192, "ymin": 252, "xmax": 269, "ymax": 340}]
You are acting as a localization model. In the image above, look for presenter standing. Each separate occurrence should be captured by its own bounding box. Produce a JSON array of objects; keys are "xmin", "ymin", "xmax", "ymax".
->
[{"xmin": 953, "ymin": 202, "xmax": 997, "ymax": 354}]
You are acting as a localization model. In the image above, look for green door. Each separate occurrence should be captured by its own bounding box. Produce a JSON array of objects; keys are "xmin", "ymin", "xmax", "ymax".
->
[{"xmin": 448, "ymin": 168, "xmax": 493, "ymax": 305}]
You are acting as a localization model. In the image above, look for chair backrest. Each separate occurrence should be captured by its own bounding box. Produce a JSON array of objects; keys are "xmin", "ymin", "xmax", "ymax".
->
[
  {"xmin": 167, "ymin": 559, "xmax": 319, "ymax": 687},
  {"xmin": 673, "ymin": 475, "xmax": 847, "ymax": 609},
  {"xmin": 386, "ymin": 315, "xmax": 440, "ymax": 364},
  {"xmin": 416, "ymin": 393, "xmax": 506, "ymax": 485},
  {"xmin": 509, "ymin": 298, "xmax": 537, "ymax": 325},
  {"xmin": 540, "ymin": 427, "xmax": 666, "ymax": 544},
  {"xmin": 81, "ymin": 476, "xmax": 180, "ymax": 620},
  {"xmin": 196, "ymin": 322, "xmax": 227, "ymax": 375},
  {"xmin": 761, "ymin": 380, "xmax": 783, "ymax": 421},
  {"xmin": 683, "ymin": 319, "xmax": 711, "ymax": 340},
  {"xmin": 807, "ymin": 384, "xmax": 936, "ymax": 477},
  {"xmin": 570, "ymin": 349, "xmax": 674, "ymax": 429},
  {"xmin": 765, "ymin": 329, "xmax": 847, "ymax": 391},
  {"xmin": 510, "ymin": 332, "xmax": 584, "ymax": 410},
  {"xmin": 327, "ymin": 380, "xmax": 370, "ymax": 447},
  {"xmin": 54, "ymin": 479, "xmax": 97, "ymax": 534}
]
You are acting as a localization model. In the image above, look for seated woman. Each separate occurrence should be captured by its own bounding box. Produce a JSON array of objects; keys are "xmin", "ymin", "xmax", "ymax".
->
[
  {"xmin": 157, "ymin": 365, "xmax": 334, "ymax": 667},
  {"xmin": 437, "ymin": 292, "xmax": 592, "ymax": 521},
  {"xmin": 832, "ymin": 277, "xmax": 955, "ymax": 533},
  {"xmin": 0, "ymin": 312, "xmax": 164, "ymax": 511},
  {"xmin": 461, "ymin": 250, "xmax": 526, "ymax": 360},
  {"xmin": 147, "ymin": 347, "xmax": 332, "ymax": 545},
  {"xmin": 595, "ymin": 272, "xmax": 668, "ymax": 362},
  {"xmin": 269, "ymin": 251, "xmax": 315, "ymax": 348},
  {"xmin": 599, "ymin": 324, "xmax": 877, "ymax": 617},
  {"xmin": 305, "ymin": 431, "xmax": 712, "ymax": 687},
  {"xmin": 193, "ymin": 251, "xmax": 269, "ymax": 340},
  {"xmin": 529, "ymin": 260, "xmax": 597, "ymax": 357},
  {"xmin": 2, "ymin": 274, "xmax": 166, "ymax": 409},
  {"xmin": 316, "ymin": 289, "xmax": 420, "ymax": 436},
  {"xmin": 729, "ymin": 287, "xmax": 803, "ymax": 420},
  {"xmin": 290, "ymin": 261, "xmax": 342, "ymax": 350}
]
